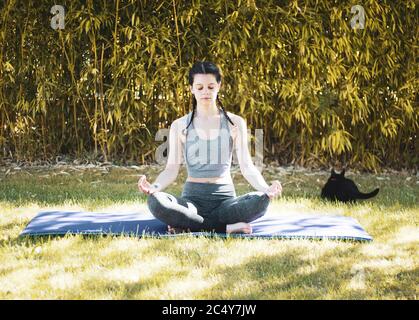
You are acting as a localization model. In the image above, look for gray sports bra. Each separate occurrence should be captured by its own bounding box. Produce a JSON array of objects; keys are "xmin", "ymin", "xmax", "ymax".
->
[{"xmin": 184, "ymin": 109, "xmax": 234, "ymax": 178}]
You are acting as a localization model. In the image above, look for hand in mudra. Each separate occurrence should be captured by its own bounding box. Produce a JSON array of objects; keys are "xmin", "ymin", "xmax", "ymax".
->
[
  {"xmin": 265, "ymin": 180, "xmax": 282, "ymax": 200},
  {"xmin": 137, "ymin": 175, "xmax": 157, "ymax": 195}
]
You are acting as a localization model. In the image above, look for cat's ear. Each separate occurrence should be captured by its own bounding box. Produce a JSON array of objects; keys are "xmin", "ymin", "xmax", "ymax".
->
[{"xmin": 340, "ymin": 169, "xmax": 346, "ymax": 176}]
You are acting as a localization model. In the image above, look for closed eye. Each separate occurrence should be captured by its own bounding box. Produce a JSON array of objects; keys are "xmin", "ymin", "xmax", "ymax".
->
[{"xmin": 197, "ymin": 87, "xmax": 215, "ymax": 90}]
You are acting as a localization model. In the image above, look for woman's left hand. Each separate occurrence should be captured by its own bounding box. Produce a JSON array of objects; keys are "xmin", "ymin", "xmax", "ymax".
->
[
  {"xmin": 265, "ymin": 180, "xmax": 282, "ymax": 199},
  {"xmin": 138, "ymin": 175, "xmax": 157, "ymax": 195}
]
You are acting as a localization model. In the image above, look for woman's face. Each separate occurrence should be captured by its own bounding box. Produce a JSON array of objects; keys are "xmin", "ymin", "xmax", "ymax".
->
[{"xmin": 190, "ymin": 73, "xmax": 221, "ymax": 105}]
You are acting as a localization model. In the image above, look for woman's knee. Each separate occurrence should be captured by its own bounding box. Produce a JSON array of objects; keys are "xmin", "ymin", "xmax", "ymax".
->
[
  {"xmin": 244, "ymin": 191, "xmax": 270, "ymax": 217},
  {"xmin": 245, "ymin": 191, "xmax": 270, "ymax": 206},
  {"xmin": 147, "ymin": 192, "xmax": 191, "ymax": 217},
  {"xmin": 146, "ymin": 192, "xmax": 156, "ymax": 206},
  {"xmin": 147, "ymin": 192, "xmax": 166, "ymax": 214}
]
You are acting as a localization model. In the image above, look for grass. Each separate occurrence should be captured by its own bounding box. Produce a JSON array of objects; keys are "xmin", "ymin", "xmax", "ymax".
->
[{"xmin": 0, "ymin": 164, "xmax": 418, "ymax": 299}]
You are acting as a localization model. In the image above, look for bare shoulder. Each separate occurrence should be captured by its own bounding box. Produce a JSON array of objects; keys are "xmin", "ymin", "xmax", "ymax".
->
[
  {"xmin": 171, "ymin": 114, "xmax": 188, "ymax": 130},
  {"xmin": 171, "ymin": 115, "xmax": 189, "ymax": 144},
  {"xmin": 226, "ymin": 112, "xmax": 245, "ymax": 125},
  {"xmin": 225, "ymin": 112, "xmax": 246, "ymax": 143}
]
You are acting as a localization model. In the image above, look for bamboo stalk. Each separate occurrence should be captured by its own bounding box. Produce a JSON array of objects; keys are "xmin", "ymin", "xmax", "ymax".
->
[
  {"xmin": 99, "ymin": 42, "xmax": 108, "ymax": 162},
  {"xmin": 172, "ymin": 0, "xmax": 182, "ymax": 66}
]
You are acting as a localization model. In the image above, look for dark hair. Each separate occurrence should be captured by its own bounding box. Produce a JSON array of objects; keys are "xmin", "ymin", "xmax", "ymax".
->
[{"xmin": 185, "ymin": 61, "xmax": 236, "ymax": 132}]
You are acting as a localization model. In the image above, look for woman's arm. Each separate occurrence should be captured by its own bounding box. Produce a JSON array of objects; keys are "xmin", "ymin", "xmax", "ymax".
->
[
  {"xmin": 150, "ymin": 119, "xmax": 183, "ymax": 192},
  {"xmin": 234, "ymin": 116, "xmax": 271, "ymax": 192},
  {"xmin": 150, "ymin": 168, "xmax": 179, "ymax": 192}
]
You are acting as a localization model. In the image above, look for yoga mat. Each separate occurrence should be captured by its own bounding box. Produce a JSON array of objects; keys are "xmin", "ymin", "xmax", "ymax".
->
[{"xmin": 20, "ymin": 210, "xmax": 373, "ymax": 241}]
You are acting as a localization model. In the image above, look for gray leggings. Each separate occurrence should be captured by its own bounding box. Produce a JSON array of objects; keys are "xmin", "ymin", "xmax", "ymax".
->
[{"xmin": 147, "ymin": 181, "xmax": 270, "ymax": 233}]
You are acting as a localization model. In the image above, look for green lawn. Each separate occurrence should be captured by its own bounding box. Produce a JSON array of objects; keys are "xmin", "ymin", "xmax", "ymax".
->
[{"xmin": 0, "ymin": 165, "xmax": 417, "ymax": 299}]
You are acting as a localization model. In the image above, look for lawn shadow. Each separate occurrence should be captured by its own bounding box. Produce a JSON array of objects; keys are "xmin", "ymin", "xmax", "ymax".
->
[{"xmin": 200, "ymin": 244, "xmax": 369, "ymax": 299}]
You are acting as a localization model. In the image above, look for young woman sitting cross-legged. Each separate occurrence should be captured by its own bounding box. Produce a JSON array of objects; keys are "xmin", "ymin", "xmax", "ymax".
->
[{"xmin": 138, "ymin": 61, "xmax": 282, "ymax": 234}]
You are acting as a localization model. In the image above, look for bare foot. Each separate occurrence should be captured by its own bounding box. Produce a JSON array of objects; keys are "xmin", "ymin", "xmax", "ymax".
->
[{"xmin": 226, "ymin": 222, "xmax": 252, "ymax": 234}]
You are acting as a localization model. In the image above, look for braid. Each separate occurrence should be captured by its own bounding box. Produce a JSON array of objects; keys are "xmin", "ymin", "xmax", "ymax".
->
[
  {"xmin": 184, "ymin": 95, "xmax": 196, "ymax": 135},
  {"xmin": 217, "ymin": 96, "xmax": 236, "ymax": 127}
]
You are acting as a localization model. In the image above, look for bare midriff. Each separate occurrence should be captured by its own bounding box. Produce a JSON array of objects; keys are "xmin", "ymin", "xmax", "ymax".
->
[{"xmin": 186, "ymin": 175, "xmax": 233, "ymax": 184}]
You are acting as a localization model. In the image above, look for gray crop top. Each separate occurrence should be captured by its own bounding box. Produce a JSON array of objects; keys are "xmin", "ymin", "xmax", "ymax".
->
[{"xmin": 184, "ymin": 109, "xmax": 234, "ymax": 178}]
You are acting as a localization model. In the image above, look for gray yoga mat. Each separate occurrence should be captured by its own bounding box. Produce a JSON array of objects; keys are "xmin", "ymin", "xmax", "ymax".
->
[{"xmin": 20, "ymin": 210, "xmax": 373, "ymax": 241}]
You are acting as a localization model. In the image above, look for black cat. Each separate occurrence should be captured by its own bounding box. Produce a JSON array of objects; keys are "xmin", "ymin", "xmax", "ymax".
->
[{"xmin": 321, "ymin": 169, "xmax": 380, "ymax": 203}]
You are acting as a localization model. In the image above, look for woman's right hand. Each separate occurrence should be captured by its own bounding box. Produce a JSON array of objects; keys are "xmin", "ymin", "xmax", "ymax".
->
[
  {"xmin": 138, "ymin": 175, "xmax": 157, "ymax": 195},
  {"xmin": 265, "ymin": 180, "xmax": 282, "ymax": 200}
]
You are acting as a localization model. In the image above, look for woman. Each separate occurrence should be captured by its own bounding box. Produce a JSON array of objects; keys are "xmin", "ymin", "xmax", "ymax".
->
[{"xmin": 138, "ymin": 61, "xmax": 282, "ymax": 234}]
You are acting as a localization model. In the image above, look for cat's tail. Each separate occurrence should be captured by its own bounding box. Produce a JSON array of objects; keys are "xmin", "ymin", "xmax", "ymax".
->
[{"xmin": 356, "ymin": 188, "xmax": 380, "ymax": 200}]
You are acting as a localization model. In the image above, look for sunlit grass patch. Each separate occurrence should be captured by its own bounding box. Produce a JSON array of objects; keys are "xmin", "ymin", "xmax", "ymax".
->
[{"xmin": 0, "ymin": 166, "xmax": 417, "ymax": 299}]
